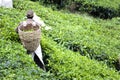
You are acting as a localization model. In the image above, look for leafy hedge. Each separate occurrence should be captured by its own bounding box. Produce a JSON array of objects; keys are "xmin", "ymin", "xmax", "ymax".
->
[
  {"xmin": 0, "ymin": 7, "xmax": 56, "ymax": 80},
  {"xmin": 39, "ymin": 0, "xmax": 120, "ymax": 19},
  {"xmin": 40, "ymin": 7, "xmax": 120, "ymax": 68},
  {"xmin": 0, "ymin": 39, "xmax": 56, "ymax": 80},
  {"xmin": 38, "ymin": 0, "xmax": 120, "ymax": 10},
  {"xmin": 0, "ymin": 0, "xmax": 120, "ymax": 79},
  {"xmin": 2, "ymin": 0, "xmax": 120, "ymax": 69},
  {"xmin": 41, "ymin": 35, "xmax": 120, "ymax": 80},
  {"xmin": 73, "ymin": 0, "xmax": 120, "ymax": 19},
  {"xmin": 2, "ymin": 0, "xmax": 120, "ymax": 68}
]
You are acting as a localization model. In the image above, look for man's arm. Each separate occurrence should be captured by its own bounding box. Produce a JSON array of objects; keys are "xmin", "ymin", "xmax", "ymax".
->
[
  {"xmin": 33, "ymin": 13, "xmax": 52, "ymax": 30},
  {"xmin": 15, "ymin": 26, "xmax": 19, "ymax": 33},
  {"xmin": 15, "ymin": 22, "xmax": 22, "ymax": 33}
]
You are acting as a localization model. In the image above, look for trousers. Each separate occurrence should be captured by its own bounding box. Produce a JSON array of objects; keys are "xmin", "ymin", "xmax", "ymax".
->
[{"xmin": 28, "ymin": 44, "xmax": 46, "ymax": 71}]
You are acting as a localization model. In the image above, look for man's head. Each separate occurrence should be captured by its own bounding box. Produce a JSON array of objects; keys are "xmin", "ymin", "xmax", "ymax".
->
[{"xmin": 26, "ymin": 10, "xmax": 34, "ymax": 19}]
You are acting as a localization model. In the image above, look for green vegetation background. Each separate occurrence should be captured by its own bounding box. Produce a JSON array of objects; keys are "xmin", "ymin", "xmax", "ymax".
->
[{"xmin": 0, "ymin": 0, "xmax": 120, "ymax": 80}]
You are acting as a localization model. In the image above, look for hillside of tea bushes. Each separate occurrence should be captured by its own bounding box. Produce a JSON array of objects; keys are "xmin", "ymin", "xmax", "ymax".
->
[
  {"xmin": 39, "ymin": 0, "xmax": 120, "ymax": 19},
  {"xmin": 0, "ymin": 0, "xmax": 120, "ymax": 79}
]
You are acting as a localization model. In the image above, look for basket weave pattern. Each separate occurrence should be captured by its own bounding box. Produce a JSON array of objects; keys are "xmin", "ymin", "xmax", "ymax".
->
[{"xmin": 18, "ymin": 29, "xmax": 41, "ymax": 51}]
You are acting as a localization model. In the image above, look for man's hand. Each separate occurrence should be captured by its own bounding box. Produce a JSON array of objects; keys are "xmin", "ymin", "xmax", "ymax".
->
[{"xmin": 45, "ymin": 26, "xmax": 52, "ymax": 30}]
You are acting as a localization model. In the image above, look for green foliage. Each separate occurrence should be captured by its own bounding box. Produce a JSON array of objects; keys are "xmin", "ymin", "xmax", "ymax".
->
[
  {"xmin": 0, "ymin": 0, "xmax": 120, "ymax": 79},
  {"xmin": 40, "ymin": 0, "xmax": 120, "ymax": 19},
  {"xmin": 41, "ymin": 35, "xmax": 120, "ymax": 80},
  {"xmin": 74, "ymin": 0, "xmax": 120, "ymax": 9},
  {"xmin": 74, "ymin": 0, "xmax": 120, "ymax": 19},
  {"xmin": 0, "ymin": 40, "xmax": 56, "ymax": 80},
  {"xmin": 40, "ymin": 6, "xmax": 120, "ymax": 68}
]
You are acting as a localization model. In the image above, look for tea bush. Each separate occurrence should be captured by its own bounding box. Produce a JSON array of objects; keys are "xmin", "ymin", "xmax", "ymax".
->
[
  {"xmin": 0, "ymin": 39, "xmax": 56, "ymax": 80},
  {"xmin": 39, "ymin": 0, "xmax": 120, "ymax": 19},
  {"xmin": 0, "ymin": 0, "xmax": 120, "ymax": 79},
  {"xmin": 0, "ymin": 7, "xmax": 57, "ymax": 80},
  {"xmin": 40, "ymin": 7, "xmax": 120, "ymax": 68},
  {"xmin": 1, "ymin": 0, "xmax": 120, "ymax": 69},
  {"xmin": 41, "ymin": 35, "xmax": 120, "ymax": 80},
  {"xmin": 74, "ymin": 0, "xmax": 120, "ymax": 19}
]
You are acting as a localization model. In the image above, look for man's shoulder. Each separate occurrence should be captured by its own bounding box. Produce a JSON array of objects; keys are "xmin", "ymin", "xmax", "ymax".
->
[
  {"xmin": 19, "ymin": 21, "xmax": 27, "ymax": 25},
  {"xmin": 20, "ymin": 20, "xmax": 40, "ymax": 27}
]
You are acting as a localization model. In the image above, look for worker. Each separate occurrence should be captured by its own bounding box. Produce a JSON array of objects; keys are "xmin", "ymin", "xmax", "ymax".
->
[{"xmin": 15, "ymin": 10, "xmax": 46, "ymax": 71}]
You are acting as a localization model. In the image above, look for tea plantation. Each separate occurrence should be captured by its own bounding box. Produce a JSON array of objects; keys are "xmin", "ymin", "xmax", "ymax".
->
[
  {"xmin": 39, "ymin": 0, "xmax": 120, "ymax": 19},
  {"xmin": 0, "ymin": 0, "xmax": 120, "ymax": 80}
]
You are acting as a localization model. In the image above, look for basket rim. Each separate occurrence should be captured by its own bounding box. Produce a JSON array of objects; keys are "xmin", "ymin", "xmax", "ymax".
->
[{"xmin": 18, "ymin": 28, "xmax": 40, "ymax": 33}]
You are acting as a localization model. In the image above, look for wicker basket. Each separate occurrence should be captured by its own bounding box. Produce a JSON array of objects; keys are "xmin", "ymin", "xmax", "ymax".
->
[{"xmin": 18, "ymin": 28, "xmax": 41, "ymax": 51}]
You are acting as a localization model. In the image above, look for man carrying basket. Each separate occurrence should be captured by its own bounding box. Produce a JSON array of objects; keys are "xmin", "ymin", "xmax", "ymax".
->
[{"xmin": 15, "ymin": 10, "xmax": 46, "ymax": 71}]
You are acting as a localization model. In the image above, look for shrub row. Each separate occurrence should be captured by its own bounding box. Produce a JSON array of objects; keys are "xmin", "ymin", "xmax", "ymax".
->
[
  {"xmin": 72, "ymin": 0, "xmax": 120, "ymax": 19},
  {"xmin": 0, "ymin": 31, "xmax": 120, "ymax": 79},
  {"xmin": 0, "ymin": 0, "xmax": 120, "ymax": 79},
  {"xmin": 41, "ymin": 35, "xmax": 120, "ymax": 80},
  {"xmin": 40, "ymin": 8, "xmax": 120, "ymax": 69},
  {"xmin": 1, "ymin": 0, "xmax": 120, "ymax": 69},
  {"xmin": 0, "ymin": 39, "xmax": 56, "ymax": 80},
  {"xmin": 38, "ymin": 0, "xmax": 120, "ymax": 19},
  {"xmin": 0, "ymin": 7, "xmax": 56, "ymax": 79}
]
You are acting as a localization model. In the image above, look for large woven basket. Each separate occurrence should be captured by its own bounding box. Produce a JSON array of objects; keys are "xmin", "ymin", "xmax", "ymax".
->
[{"xmin": 18, "ymin": 28, "xmax": 41, "ymax": 51}]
